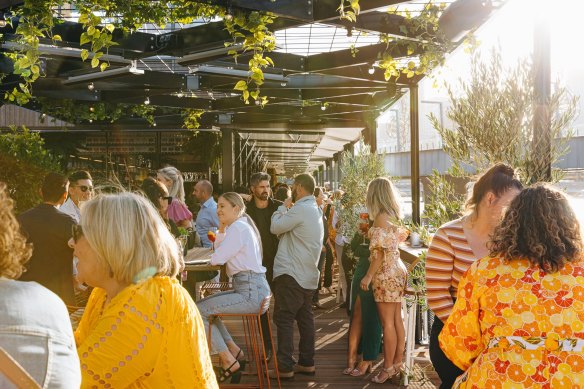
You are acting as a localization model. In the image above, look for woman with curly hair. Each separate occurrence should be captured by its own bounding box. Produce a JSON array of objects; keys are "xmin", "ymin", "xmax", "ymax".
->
[
  {"xmin": 439, "ymin": 185, "xmax": 584, "ymax": 388},
  {"xmin": 425, "ymin": 163, "xmax": 522, "ymax": 388},
  {"xmin": 0, "ymin": 182, "xmax": 81, "ymax": 388}
]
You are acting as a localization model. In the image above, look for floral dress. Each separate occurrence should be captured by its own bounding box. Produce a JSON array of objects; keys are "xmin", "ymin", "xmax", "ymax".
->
[
  {"xmin": 368, "ymin": 226, "xmax": 408, "ymax": 303},
  {"xmin": 439, "ymin": 256, "xmax": 584, "ymax": 388}
]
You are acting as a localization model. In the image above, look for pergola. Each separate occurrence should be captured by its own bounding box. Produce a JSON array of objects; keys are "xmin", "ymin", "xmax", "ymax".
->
[{"xmin": 0, "ymin": 0, "xmax": 501, "ymax": 220}]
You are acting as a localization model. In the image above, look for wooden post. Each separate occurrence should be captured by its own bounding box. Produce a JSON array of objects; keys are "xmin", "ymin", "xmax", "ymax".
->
[{"xmin": 533, "ymin": 7, "xmax": 552, "ymax": 182}]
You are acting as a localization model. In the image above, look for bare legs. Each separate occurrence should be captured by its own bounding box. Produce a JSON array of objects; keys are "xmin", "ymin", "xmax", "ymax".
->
[
  {"xmin": 345, "ymin": 296, "xmax": 362, "ymax": 372},
  {"xmin": 218, "ymin": 340, "xmax": 243, "ymax": 371},
  {"xmin": 373, "ymin": 302, "xmax": 404, "ymax": 382}
]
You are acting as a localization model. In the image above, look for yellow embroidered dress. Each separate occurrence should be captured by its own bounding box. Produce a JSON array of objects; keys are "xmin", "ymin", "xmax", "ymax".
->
[
  {"xmin": 75, "ymin": 276, "xmax": 218, "ymax": 389},
  {"xmin": 368, "ymin": 226, "xmax": 408, "ymax": 303},
  {"xmin": 439, "ymin": 256, "xmax": 584, "ymax": 388}
]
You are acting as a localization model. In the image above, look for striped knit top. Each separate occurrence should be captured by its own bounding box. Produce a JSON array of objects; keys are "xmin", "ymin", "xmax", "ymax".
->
[{"xmin": 425, "ymin": 218, "xmax": 478, "ymax": 321}]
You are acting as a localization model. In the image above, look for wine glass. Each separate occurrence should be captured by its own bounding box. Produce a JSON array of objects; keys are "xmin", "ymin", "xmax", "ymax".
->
[{"xmin": 207, "ymin": 227, "xmax": 218, "ymax": 251}]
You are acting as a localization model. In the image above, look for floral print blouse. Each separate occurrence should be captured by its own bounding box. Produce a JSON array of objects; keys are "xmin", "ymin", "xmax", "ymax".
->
[{"xmin": 439, "ymin": 255, "xmax": 584, "ymax": 388}]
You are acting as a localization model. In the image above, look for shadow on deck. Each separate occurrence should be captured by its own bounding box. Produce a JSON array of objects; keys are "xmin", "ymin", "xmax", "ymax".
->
[{"xmin": 222, "ymin": 291, "xmax": 441, "ymax": 388}]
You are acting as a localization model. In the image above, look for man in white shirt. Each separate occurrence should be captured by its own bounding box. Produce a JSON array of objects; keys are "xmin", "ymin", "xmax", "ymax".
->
[
  {"xmin": 59, "ymin": 170, "xmax": 92, "ymax": 291},
  {"xmin": 60, "ymin": 170, "xmax": 93, "ymax": 223}
]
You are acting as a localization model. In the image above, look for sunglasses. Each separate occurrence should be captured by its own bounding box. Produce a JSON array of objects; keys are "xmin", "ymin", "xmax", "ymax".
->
[
  {"xmin": 72, "ymin": 224, "xmax": 83, "ymax": 243},
  {"xmin": 75, "ymin": 185, "xmax": 94, "ymax": 193},
  {"xmin": 162, "ymin": 196, "xmax": 173, "ymax": 203}
]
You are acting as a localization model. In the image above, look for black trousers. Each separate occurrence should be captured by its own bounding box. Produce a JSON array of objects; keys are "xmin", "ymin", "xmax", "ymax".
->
[
  {"xmin": 323, "ymin": 244, "xmax": 334, "ymax": 287},
  {"xmin": 313, "ymin": 251, "xmax": 326, "ymax": 302},
  {"xmin": 429, "ymin": 317, "xmax": 464, "ymax": 389},
  {"xmin": 273, "ymin": 274, "xmax": 315, "ymax": 372}
]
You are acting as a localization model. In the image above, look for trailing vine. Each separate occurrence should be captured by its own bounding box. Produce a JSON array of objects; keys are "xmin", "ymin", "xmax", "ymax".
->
[
  {"xmin": 377, "ymin": 3, "xmax": 452, "ymax": 81},
  {"xmin": 2, "ymin": 1, "xmax": 276, "ymax": 110}
]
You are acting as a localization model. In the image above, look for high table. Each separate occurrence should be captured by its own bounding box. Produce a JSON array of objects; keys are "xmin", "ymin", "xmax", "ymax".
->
[{"xmin": 183, "ymin": 247, "xmax": 227, "ymax": 300}]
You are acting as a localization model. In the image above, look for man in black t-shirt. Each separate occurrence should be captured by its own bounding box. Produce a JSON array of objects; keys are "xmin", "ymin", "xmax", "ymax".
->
[
  {"xmin": 246, "ymin": 172, "xmax": 282, "ymax": 361},
  {"xmin": 246, "ymin": 172, "xmax": 282, "ymax": 287}
]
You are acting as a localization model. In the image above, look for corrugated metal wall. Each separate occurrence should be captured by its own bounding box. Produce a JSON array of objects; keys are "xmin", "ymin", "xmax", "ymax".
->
[{"xmin": 0, "ymin": 105, "xmax": 72, "ymax": 128}]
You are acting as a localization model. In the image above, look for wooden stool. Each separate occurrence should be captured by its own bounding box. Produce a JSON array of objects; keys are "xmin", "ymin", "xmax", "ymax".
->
[{"xmin": 209, "ymin": 295, "xmax": 281, "ymax": 389}]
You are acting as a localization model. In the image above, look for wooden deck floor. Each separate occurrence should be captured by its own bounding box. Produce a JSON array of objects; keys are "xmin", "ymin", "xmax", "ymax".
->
[{"xmin": 221, "ymin": 290, "xmax": 442, "ymax": 388}]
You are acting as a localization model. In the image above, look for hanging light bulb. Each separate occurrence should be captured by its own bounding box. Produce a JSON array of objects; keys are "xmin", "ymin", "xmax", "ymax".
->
[
  {"xmin": 152, "ymin": 122, "xmax": 157, "ymax": 127},
  {"xmin": 87, "ymin": 82, "xmax": 95, "ymax": 91},
  {"xmin": 177, "ymin": 91, "xmax": 184, "ymax": 98},
  {"xmin": 89, "ymin": 106, "xmax": 95, "ymax": 112},
  {"xmin": 368, "ymin": 64, "xmax": 375, "ymax": 75},
  {"xmin": 89, "ymin": 119, "xmax": 93, "ymax": 123},
  {"xmin": 144, "ymin": 96, "xmax": 150, "ymax": 105},
  {"xmin": 321, "ymin": 103, "xmax": 327, "ymax": 111}
]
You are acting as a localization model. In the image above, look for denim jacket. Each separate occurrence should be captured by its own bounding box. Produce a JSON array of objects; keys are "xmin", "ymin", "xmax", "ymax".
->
[{"xmin": 0, "ymin": 278, "xmax": 80, "ymax": 388}]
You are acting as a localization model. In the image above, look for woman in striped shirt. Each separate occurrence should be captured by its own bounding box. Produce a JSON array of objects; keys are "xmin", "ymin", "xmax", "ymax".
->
[{"xmin": 425, "ymin": 164, "xmax": 522, "ymax": 388}]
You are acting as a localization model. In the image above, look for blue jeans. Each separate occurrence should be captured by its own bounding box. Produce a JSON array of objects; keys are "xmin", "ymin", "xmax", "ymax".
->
[{"xmin": 196, "ymin": 271, "xmax": 271, "ymax": 355}]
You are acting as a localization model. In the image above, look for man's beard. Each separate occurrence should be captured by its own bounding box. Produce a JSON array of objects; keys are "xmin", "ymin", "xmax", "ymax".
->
[{"xmin": 255, "ymin": 191, "xmax": 269, "ymax": 201}]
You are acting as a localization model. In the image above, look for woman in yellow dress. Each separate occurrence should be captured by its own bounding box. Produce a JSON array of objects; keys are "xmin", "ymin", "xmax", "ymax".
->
[
  {"xmin": 360, "ymin": 177, "xmax": 408, "ymax": 384},
  {"xmin": 439, "ymin": 185, "xmax": 584, "ymax": 388},
  {"xmin": 71, "ymin": 192, "xmax": 217, "ymax": 388}
]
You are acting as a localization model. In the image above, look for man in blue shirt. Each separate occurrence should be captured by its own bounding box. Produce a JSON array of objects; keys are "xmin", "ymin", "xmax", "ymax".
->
[
  {"xmin": 269, "ymin": 174, "xmax": 324, "ymax": 379},
  {"xmin": 193, "ymin": 180, "xmax": 219, "ymax": 248}
]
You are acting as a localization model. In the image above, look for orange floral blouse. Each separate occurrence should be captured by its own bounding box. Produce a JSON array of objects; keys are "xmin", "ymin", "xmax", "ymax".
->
[
  {"xmin": 75, "ymin": 276, "xmax": 218, "ymax": 389},
  {"xmin": 439, "ymin": 255, "xmax": 584, "ymax": 388}
]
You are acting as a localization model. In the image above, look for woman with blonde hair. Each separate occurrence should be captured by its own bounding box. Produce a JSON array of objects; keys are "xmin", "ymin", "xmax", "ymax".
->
[
  {"xmin": 0, "ymin": 183, "xmax": 81, "ymax": 388},
  {"xmin": 71, "ymin": 192, "xmax": 217, "ymax": 388},
  {"xmin": 196, "ymin": 192, "xmax": 271, "ymax": 383},
  {"xmin": 360, "ymin": 177, "xmax": 408, "ymax": 383},
  {"xmin": 157, "ymin": 166, "xmax": 193, "ymax": 228}
]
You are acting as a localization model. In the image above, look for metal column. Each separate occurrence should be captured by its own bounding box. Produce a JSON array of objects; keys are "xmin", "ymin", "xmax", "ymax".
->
[
  {"xmin": 221, "ymin": 128, "xmax": 234, "ymax": 192},
  {"xmin": 409, "ymin": 84, "xmax": 421, "ymax": 224}
]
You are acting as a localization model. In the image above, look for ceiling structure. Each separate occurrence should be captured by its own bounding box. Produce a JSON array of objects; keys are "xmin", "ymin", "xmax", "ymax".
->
[{"xmin": 0, "ymin": 0, "xmax": 499, "ymax": 174}]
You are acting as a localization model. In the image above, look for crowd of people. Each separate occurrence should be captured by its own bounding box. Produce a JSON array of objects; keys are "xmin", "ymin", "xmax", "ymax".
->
[{"xmin": 1, "ymin": 162, "xmax": 584, "ymax": 388}]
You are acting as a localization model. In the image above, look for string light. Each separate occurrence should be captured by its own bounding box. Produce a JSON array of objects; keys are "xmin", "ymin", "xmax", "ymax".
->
[
  {"xmin": 87, "ymin": 82, "xmax": 95, "ymax": 91},
  {"xmin": 144, "ymin": 96, "xmax": 150, "ymax": 105}
]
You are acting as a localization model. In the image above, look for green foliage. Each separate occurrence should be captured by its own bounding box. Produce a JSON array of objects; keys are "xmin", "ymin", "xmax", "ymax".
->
[
  {"xmin": 378, "ymin": 3, "xmax": 452, "ymax": 82},
  {"xmin": 182, "ymin": 109, "xmax": 205, "ymax": 130},
  {"xmin": 429, "ymin": 47, "xmax": 578, "ymax": 185},
  {"xmin": 0, "ymin": 126, "xmax": 62, "ymax": 212},
  {"xmin": 36, "ymin": 98, "xmax": 157, "ymax": 125},
  {"xmin": 3, "ymin": 2, "xmax": 276, "ymax": 107},
  {"xmin": 422, "ymin": 169, "xmax": 465, "ymax": 229},
  {"xmin": 181, "ymin": 131, "xmax": 222, "ymax": 171},
  {"xmin": 337, "ymin": 141, "xmax": 386, "ymax": 240}
]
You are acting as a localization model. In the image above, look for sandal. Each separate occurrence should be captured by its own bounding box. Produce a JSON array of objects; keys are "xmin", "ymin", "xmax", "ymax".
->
[
  {"xmin": 350, "ymin": 361, "xmax": 372, "ymax": 377},
  {"xmin": 371, "ymin": 366, "xmax": 397, "ymax": 384},
  {"xmin": 343, "ymin": 360, "xmax": 357, "ymax": 375},
  {"xmin": 213, "ymin": 360, "xmax": 242, "ymax": 384},
  {"xmin": 234, "ymin": 349, "xmax": 248, "ymax": 371}
]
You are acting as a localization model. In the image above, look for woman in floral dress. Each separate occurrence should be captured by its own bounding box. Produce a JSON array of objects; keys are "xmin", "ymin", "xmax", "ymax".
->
[
  {"xmin": 439, "ymin": 185, "xmax": 584, "ymax": 388},
  {"xmin": 360, "ymin": 177, "xmax": 408, "ymax": 384}
]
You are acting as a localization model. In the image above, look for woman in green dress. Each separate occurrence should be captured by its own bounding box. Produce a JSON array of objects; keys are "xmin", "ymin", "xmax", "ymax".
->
[{"xmin": 342, "ymin": 230, "xmax": 382, "ymax": 376}]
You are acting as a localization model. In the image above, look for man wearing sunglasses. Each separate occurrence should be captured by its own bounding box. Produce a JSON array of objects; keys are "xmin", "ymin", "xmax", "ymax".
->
[{"xmin": 60, "ymin": 170, "xmax": 93, "ymax": 223}]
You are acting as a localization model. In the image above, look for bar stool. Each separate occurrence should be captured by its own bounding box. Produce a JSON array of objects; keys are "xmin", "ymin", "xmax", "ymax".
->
[{"xmin": 209, "ymin": 294, "xmax": 281, "ymax": 389}]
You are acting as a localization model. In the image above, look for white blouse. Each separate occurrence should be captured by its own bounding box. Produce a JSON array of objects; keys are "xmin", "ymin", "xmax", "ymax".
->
[{"xmin": 210, "ymin": 217, "xmax": 266, "ymax": 277}]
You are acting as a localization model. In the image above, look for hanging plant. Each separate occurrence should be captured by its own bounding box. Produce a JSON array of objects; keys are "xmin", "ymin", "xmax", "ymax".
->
[{"xmin": 2, "ymin": 2, "xmax": 276, "ymax": 106}]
